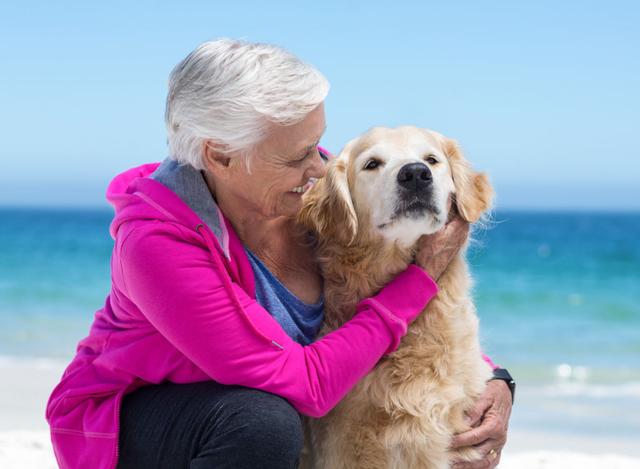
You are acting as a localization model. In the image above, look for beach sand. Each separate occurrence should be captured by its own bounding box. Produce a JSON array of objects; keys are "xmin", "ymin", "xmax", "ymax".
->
[{"xmin": 2, "ymin": 357, "xmax": 639, "ymax": 469}]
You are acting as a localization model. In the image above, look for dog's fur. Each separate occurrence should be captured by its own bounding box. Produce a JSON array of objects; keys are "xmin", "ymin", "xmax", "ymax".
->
[{"xmin": 296, "ymin": 126, "xmax": 494, "ymax": 469}]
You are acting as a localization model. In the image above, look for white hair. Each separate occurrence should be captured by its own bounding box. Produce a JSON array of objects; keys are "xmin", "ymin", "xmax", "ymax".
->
[{"xmin": 165, "ymin": 38, "xmax": 330, "ymax": 170}]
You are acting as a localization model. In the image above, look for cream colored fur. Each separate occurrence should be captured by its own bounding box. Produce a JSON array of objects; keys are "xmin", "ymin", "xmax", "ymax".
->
[{"xmin": 297, "ymin": 126, "xmax": 495, "ymax": 469}]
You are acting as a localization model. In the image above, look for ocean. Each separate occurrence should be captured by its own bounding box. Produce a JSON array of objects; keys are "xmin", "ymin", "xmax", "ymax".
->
[{"xmin": 1, "ymin": 207, "xmax": 639, "ymax": 442}]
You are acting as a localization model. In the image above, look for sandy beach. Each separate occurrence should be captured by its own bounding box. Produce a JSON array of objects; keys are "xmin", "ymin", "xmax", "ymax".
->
[
  {"xmin": 4, "ymin": 431, "xmax": 640, "ymax": 469},
  {"xmin": 2, "ymin": 356, "xmax": 639, "ymax": 469}
]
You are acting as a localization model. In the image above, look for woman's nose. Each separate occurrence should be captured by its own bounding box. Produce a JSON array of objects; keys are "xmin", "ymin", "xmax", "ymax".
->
[{"xmin": 306, "ymin": 148, "xmax": 327, "ymax": 179}]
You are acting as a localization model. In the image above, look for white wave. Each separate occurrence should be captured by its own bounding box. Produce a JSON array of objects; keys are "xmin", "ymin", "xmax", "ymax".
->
[
  {"xmin": 0, "ymin": 355, "xmax": 68, "ymax": 371},
  {"xmin": 555, "ymin": 363, "xmax": 589, "ymax": 380},
  {"xmin": 501, "ymin": 451, "xmax": 640, "ymax": 469},
  {"xmin": 542, "ymin": 381, "xmax": 640, "ymax": 399}
]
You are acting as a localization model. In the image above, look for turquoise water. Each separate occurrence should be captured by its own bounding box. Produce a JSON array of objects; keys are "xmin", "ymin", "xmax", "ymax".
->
[
  {"xmin": 1, "ymin": 207, "xmax": 639, "ymax": 437},
  {"xmin": 1, "ymin": 208, "xmax": 639, "ymax": 434},
  {"xmin": 469, "ymin": 211, "xmax": 640, "ymax": 384},
  {"xmin": 0, "ymin": 208, "xmax": 113, "ymax": 357}
]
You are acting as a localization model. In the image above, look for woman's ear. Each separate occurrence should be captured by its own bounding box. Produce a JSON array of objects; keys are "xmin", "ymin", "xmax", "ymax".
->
[
  {"xmin": 203, "ymin": 140, "xmax": 233, "ymax": 178},
  {"xmin": 444, "ymin": 138, "xmax": 494, "ymax": 223},
  {"xmin": 298, "ymin": 156, "xmax": 358, "ymax": 245}
]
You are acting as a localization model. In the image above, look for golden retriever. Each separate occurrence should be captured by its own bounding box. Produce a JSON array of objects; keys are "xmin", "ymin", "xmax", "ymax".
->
[{"xmin": 297, "ymin": 126, "xmax": 494, "ymax": 469}]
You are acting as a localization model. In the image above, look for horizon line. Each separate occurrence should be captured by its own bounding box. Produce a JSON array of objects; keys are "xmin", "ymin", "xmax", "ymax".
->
[{"xmin": 1, "ymin": 204, "xmax": 638, "ymax": 214}]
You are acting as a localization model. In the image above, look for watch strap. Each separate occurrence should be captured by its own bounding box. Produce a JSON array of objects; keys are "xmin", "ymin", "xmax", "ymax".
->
[{"xmin": 490, "ymin": 367, "xmax": 516, "ymax": 404}]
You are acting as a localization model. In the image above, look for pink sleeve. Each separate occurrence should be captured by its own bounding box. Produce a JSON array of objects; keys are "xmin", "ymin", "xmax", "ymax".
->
[
  {"xmin": 119, "ymin": 222, "xmax": 438, "ymax": 418},
  {"xmin": 482, "ymin": 354, "xmax": 499, "ymax": 370}
]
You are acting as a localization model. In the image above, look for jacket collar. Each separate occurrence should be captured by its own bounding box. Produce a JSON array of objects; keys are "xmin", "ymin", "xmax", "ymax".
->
[{"xmin": 150, "ymin": 158, "xmax": 231, "ymax": 258}]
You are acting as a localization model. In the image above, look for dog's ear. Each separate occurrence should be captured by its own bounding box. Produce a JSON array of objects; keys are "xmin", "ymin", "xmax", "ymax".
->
[
  {"xmin": 298, "ymin": 156, "xmax": 358, "ymax": 245},
  {"xmin": 443, "ymin": 138, "xmax": 494, "ymax": 223}
]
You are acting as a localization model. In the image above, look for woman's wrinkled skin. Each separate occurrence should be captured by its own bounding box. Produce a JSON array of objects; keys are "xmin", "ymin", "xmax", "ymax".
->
[{"xmin": 451, "ymin": 379, "xmax": 512, "ymax": 469}]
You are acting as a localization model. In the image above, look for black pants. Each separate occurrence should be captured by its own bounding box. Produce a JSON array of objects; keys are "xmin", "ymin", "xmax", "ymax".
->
[{"xmin": 116, "ymin": 381, "xmax": 304, "ymax": 468}]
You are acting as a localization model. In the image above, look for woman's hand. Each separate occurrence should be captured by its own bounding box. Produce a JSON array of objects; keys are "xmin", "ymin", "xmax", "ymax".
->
[
  {"xmin": 414, "ymin": 206, "xmax": 470, "ymax": 281},
  {"xmin": 450, "ymin": 380, "xmax": 513, "ymax": 468}
]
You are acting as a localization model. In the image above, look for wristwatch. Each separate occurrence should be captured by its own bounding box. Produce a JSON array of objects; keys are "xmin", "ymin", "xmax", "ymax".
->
[{"xmin": 489, "ymin": 368, "xmax": 516, "ymax": 404}]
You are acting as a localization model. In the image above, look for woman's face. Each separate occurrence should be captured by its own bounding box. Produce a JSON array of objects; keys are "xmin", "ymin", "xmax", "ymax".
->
[{"xmin": 210, "ymin": 103, "xmax": 327, "ymax": 219}]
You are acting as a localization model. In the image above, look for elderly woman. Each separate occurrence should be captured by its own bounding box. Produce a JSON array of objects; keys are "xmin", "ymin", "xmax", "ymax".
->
[{"xmin": 46, "ymin": 39, "xmax": 513, "ymax": 469}]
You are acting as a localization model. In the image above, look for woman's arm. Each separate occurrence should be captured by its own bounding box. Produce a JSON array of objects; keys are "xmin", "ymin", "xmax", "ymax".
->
[{"xmin": 119, "ymin": 221, "xmax": 438, "ymax": 418}]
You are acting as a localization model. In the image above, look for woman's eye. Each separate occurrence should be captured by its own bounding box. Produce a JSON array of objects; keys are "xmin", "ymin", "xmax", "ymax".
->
[
  {"xmin": 426, "ymin": 156, "xmax": 438, "ymax": 165},
  {"xmin": 293, "ymin": 151, "xmax": 312, "ymax": 164},
  {"xmin": 364, "ymin": 159, "xmax": 380, "ymax": 170}
]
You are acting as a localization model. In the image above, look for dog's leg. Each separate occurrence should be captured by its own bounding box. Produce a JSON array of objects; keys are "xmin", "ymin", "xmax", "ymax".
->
[
  {"xmin": 310, "ymin": 406, "xmax": 391, "ymax": 469},
  {"xmin": 383, "ymin": 417, "xmax": 452, "ymax": 469}
]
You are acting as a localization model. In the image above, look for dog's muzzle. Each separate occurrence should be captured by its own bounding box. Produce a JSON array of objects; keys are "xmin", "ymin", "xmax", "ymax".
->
[{"xmin": 392, "ymin": 163, "xmax": 438, "ymax": 218}]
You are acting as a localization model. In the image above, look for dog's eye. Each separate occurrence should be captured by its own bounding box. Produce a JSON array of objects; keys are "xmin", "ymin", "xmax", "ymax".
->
[
  {"xmin": 425, "ymin": 155, "xmax": 438, "ymax": 165},
  {"xmin": 363, "ymin": 159, "xmax": 381, "ymax": 170}
]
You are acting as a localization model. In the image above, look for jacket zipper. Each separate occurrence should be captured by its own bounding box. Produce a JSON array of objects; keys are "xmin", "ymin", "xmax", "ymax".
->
[{"xmin": 195, "ymin": 224, "xmax": 284, "ymax": 350}]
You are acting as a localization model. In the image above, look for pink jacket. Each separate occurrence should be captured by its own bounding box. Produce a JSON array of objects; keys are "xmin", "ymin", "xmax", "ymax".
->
[{"xmin": 45, "ymin": 161, "xmax": 442, "ymax": 469}]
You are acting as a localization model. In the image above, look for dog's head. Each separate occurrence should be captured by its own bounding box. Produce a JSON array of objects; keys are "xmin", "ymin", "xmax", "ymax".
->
[{"xmin": 299, "ymin": 126, "xmax": 493, "ymax": 247}]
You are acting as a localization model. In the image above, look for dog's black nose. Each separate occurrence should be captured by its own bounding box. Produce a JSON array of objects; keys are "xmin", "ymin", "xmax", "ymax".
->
[{"xmin": 397, "ymin": 163, "xmax": 432, "ymax": 191}]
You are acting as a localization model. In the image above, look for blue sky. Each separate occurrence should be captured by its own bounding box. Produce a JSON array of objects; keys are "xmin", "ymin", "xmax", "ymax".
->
[{"xmin": 1, "ymin": 1, "xmax": 638, "ymax": 209}]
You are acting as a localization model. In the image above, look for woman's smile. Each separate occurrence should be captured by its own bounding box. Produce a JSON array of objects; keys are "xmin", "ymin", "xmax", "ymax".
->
[{"xmin": 288, "ymin": 179, "xmax": 316, "ymax": 195}]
